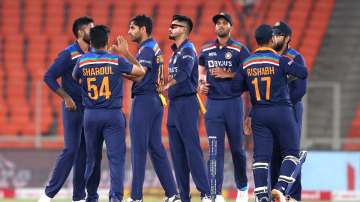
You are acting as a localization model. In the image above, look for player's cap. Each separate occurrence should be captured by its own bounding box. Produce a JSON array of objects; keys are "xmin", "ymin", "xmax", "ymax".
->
[
  {"xmin": 212, "ymin": 12, "xmax": 232, "ymax": 26},
  {"xmin": 255, "ymin": 24, "xmax": 273, "ymax": 44},
  {"xmin": 272, "ymin": 21, "xmax": 292, "ymax": 36}
]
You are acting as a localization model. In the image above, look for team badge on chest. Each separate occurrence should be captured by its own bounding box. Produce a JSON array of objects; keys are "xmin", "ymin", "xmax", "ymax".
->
[{"xmin": 225, "ymin": 51, "xmax": 232, "ymax": 59}]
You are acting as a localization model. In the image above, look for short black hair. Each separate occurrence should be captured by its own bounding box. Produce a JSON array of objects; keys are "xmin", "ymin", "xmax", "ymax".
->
[
  {"xmin": 130, "ymin": 15, "xmax": 153, "ymax": 36},
  {"xmin": 72, "ymin": 16, "xmax": 94, "ymax": 38},
  {"xmin": 90, "ymin": 25, "xmax": 110, "ymax": 49},
  {"xmin": 172, "ymin": 15, "xmax": 193, "ymax": 33},
  {"xmin": 255, "ymin": 24, "xmax": 273, "ymax": 46}
]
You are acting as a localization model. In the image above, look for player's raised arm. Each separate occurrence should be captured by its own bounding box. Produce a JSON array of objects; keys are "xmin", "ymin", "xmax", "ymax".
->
[
  {"xmin": 112, "ymin": 36, "xmax": 145, "ymax": 77},
  {"xmin": 281, "ymin": 56, "xmax": 308, "ymax": 79}
]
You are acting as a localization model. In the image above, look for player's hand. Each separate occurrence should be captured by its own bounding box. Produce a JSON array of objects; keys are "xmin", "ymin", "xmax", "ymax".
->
[
  {"xmin": 157, "ymin": 83, "xmax": 170, "ymax": 93},
  {"xmin": 244, "ymin": 117, "xmax": 252, "ymax": 135},
  {"xmin": 64, "ymin": 96, "xmax": 77, "ymax": 111},
  {"xmin": 198, "ymin": 81, "xmax": 210, "ymax": 95},
  {"xmin": 212, "ymin": 67, "xmax": 234, "ymax": 79},
  {"xmin": 111, "ymin": 36, "xmax": 129, "ymax": 55}
]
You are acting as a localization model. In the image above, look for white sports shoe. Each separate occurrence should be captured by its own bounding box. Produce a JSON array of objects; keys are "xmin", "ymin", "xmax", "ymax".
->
[
  {"xmin": 201, "ymin": 195, "xmax": 212, "ymax": 202},
  {"xmin": 215, "ymin": 195, "xmax": 226, "ymax": 202},
  {"xmin": 38, "ymin": 192, "xmax": 52, "ymax": 202},
  {"xmin": 271, "ymin": 189, "xmax": 286, "ymax": 202},
  {"xmin": 164, "ymin": 194, "xmax": 181, "ymax": 202},
  {"xmin": 236, "ymin": 188, "xmax": 248, "ymax": 202},
  {"xmin": 73, "ymin": 200, "xmax": 85, "ymax": 202}
]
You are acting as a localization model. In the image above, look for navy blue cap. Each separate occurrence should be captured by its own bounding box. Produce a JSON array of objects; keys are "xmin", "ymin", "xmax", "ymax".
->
[
  {"xmin": 255, "ymin": 24, "xmax": 273, "ymax": 45},
  {"xmin": 212, "ymin": 12, "xmax": 233, "ymax": 26},
  {"xmin": 272, "ymin": 21, "xmax": 292, "ymax": 36}
]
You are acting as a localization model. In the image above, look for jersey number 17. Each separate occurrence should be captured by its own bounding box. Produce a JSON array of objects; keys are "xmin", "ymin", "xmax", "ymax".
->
[{"xmin": 251, "ymin": 76, "xmax": 271, "ymax": 101}]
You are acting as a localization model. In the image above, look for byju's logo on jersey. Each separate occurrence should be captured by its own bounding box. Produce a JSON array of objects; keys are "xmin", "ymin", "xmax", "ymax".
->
[
  {"xmin": 208, "ymin": 52, "xmax": 217, "ymax": 57},
  {"xmin": 225, "ymin": 52, "xmax": 232, "ymax": 59}
]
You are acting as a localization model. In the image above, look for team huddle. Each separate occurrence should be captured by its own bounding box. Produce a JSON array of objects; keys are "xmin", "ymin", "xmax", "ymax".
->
[{"xmin": 40, "ymin": 12, "xmax": 308, "ymax": 202}]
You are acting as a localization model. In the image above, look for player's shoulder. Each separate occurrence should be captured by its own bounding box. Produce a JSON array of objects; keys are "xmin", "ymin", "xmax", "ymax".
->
[
  {"xmin": 228, "ymin": 39, "xmax": 247, "ymax": 53},
  {"xmin": 200, "ymin": 40, "xmax": 217, "ymax": 52},
  {"xmin": 243, "ymin": 52, "xmax": 280, "ymax": 68},
  {"xmin": 181, "ymin": 40, "xmax": 197, "ymax": 54},
  {"xmin": 141, "ymin": 38, "xmax": 161, "ymax": 56},
  {"xmin": 79, "ymin": 52, "xmax": 119, "ymax": 67},
  {"xmin": 64, "ymin": 43, "xmax": 82, "ymax": 60},
  {"xmin": 284, "ymin": 48, "xmax": 302, "ymax": 59}
]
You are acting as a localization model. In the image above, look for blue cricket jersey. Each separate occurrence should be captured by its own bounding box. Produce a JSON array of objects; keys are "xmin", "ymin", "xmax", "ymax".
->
[
  {"xmin": 199, "ymin": 38, "xmax": 250, "ymax": 99},
  {"xmin": 73, "ymin": 50, "xmax": 133, "ymax": 109},
  {"xmin": 283, "ymin": 48, "xmax": 307, "ymax": 104},
  {"xmin": 168, "ymin": 40, "xmax": 198, "ymax": 99},
  {"xmin": 44, "ymin": 42, "xmax": 85, "ymax": 105},
  {"xmin": 235, "ymin": 48, "xmax": 308, "ymax": 107},
  {"xmin": 132, "ymin": 38, "xmax": 164, "ymax": 97}
]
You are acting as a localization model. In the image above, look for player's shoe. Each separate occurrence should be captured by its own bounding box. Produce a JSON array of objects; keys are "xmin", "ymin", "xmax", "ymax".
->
[
  {"xmin": 235, "ymin": 187, "xmax": 248, "ymax": 202},
  {"xmin": 164, "ymin": 194, "xmax": 181, "ymax": 202},
  {"xmin": 215, "ymin": 195, "xmax": 226, "ymax": 202},
  {"xmin": 271, "ymin": 189, "xmax": 286, "ymax": 202},
  {"xmin": 126, "ymin": 198, "xmax": 142, "ymax": 202},
  {"xmin": 201, "ymin": 195, "xmax": 212, "ymax": 202},
  {"xmin": 72, "ymin": 200, "xmax": 85, "ymax": 202},
  {"xmin": 38, "ymin": 192, "xmax": 52, "ymax": 202}
]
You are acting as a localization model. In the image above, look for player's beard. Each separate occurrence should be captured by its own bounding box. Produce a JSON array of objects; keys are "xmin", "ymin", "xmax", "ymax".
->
[
  {"xmin": 131, "ymin": 35, "xmax": 141, "ymax": 43},
  {"xmin": 216, "ymin": 28, "xmax": 230, "ymax": 38},
  {"xmin": 273, "ymin": 39, "xmax": 285, "ymax": 52},
  {"xmin": 169, "ymin": 34, "xmax": 176, "ymax": 40}
]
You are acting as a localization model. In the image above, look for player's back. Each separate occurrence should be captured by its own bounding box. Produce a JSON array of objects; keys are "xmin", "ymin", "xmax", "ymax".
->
[
  {"xmin": 241, "ymin": 48, "xmax": 307, "ymax": 107},
  {"xmin": 75, "ymin": 50, "xmax": 133, "ymax": 109}
]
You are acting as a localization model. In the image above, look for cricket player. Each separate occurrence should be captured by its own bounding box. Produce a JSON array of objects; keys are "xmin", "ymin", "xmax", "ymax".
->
[
  {"xmin": 41, "ymin": 16, "xmax": 100, "ymax": 202},
  {"xmin": 72, "ymin": 25, "xmax": 145, "ymax": 202},
  {"xmin": 198, "ymin": 12, "xmax": 249, "ymax": 202},
  {"xmin": 271, "ymin": 21, "xmax": 307, "ymax": 202},
  {"xmin": 158, "ymin": 15, "xmax": 211, "ymax": 202},
  {"xmin": 232, "ymin": 24, "xmax": 308, "ymax": 202},
  {"xmin": 126, "ymin": 15, "xmax": 180, "ymax": 202}
]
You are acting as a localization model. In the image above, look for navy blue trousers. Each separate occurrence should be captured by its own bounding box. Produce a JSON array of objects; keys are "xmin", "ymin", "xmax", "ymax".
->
[
  {"xmin": 205, "ymin": 97, "xmax": 247, "ymax": 194},
  {"xmin": 251, "ymin": 106, "xmax": 300, "ymax": 201},
  {"xmin": 84, "ymin": 109, "xmax": 126, "ymax": 201},
  {"xmin": 45, "ymin": 104, "xmax": 87, "ymax": 201},
  {"xmin": 271, "ymin": 102, "xmax": 303, "ymax": 201},
  {"xmin": 130, "ymin": 94, "xmax": 177, "ymax": 200},
  {"xmin": 167, "ymin": 95, "xmax": 210, "ymax": 202}
]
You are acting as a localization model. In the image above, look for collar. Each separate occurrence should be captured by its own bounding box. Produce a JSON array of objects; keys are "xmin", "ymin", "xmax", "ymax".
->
[
  {"xmin": 139, "ymin": 37, "xmax": 153, "ymax": 48},
  {"xmin": 93, "ymin": 49, "xmax": 109, "ymax": 54},
  {"xmin": 254, "ymin": 47, "xmax": 278, "ymax": 54},
  {"xmin": 215, "ymin": 37, "xmax": 234, "ymax": 47},
  {"xmin": 171, "ymin": 39, "xmax": 189, "ymax": 52}
]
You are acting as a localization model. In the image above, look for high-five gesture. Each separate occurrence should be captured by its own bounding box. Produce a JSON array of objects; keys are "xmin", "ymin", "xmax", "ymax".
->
[{"xmin": 112, "ymin": 36, "xmax": 129, "ymax": 56}]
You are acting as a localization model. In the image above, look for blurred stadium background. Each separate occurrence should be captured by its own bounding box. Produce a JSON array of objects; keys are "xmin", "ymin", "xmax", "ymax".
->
[{"xmin": 1, "ymin": 0, "xmax": 359, "ymax": 201}]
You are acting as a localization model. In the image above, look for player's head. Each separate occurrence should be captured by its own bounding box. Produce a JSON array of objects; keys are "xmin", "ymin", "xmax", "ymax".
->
[
  {"xmin": 255, "ymin": 24, "xmax": 274, "ymax": 47},
  {"xmin": 90, "ymin": 25, "xmax": 111, "ymax": 49},
  {"xmin": 212, "ymin": 12, "xmax": 232, "ymax": 38},
  {"xmin": 168, "ymin": 15, "xmax": 193, "ymax": 40},
  {"xmin": 272, "ymin": 21, "xmax": 292, "ymax": 51},
  {"xmin": 72, "ymin": 16, "xmax": 94, "ymax": 43},
  {"xmin": 128, "ymin": 15, "xmax": 153, "ymax": 43}
]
